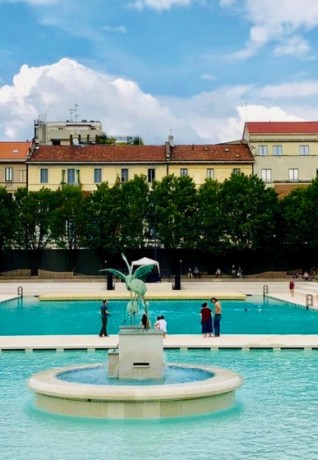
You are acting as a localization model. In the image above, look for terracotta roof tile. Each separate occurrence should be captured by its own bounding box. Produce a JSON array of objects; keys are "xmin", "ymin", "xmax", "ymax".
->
[
  {"xmin": 0, "ymin": 141, "xmax": 32, "ymax": 161},
  {"xmin": 245, "ymin": 121, "xmax": 318, "ymax": 134},
  {"xmin": 170, "ymin": 143, "xmax": 253, "ymax": 162},
  {"xmin": 28, "ymin": 143, "xmax": 254, "ymax": 164}
]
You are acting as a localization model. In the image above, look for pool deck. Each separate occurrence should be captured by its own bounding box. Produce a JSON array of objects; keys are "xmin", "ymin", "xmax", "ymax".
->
[{"xmin": 1, "ymin": 279, "xmax": 318, "ymax": 351}]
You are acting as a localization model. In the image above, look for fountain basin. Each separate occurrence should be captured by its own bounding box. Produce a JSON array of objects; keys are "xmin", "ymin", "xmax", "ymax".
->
[{"xmin": 28, "ymin": 363, "xmax": 242, "ymax": 419}]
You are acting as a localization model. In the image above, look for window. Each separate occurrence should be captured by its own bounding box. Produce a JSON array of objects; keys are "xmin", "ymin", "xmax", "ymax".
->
[
  {"xmin": 67, "ymin": 169, "xmax": 75, "ymax": 184},
  {"xmin": 261, "ymin": 169, "xmax": 272, "ymax": 182},
  {"xmin": 206, "ymin": 168, "xmax": 215, "ymax": 179},
  {"xmin": 147, "ymin": 168, "xmax": 155, "ymax": 183},
  {"xmin": 94, "ymin": 168, "xmax": 102, "ymax": 183},
  {"xmin": 299, "ymin": 145, "xmax": 309, "ymax": 155},
  {"xmin": 273, "ymin": 145, "xmax": 282, "ymax": 156},
  {"xmin": 258, "ymin": 145, "xmax": 268, "ymax": 156},
  {"xmin": 121, "ymin": 168, "xmax": 129, "ymax": 182},
  {"xmin": 232, "ymin": 168, "xmax": 241, "ymax": 174},
  {"xmin": 40, "ymin": 168, "xmax": 48, "ymax": 184},
  {"xmin": 180, "ymin": 168, "xmax": 188, "ymax": 176},
  {"xmin": 5, "ymin": 167, "xmax": 13, "ymax": 182},
  {"xmin": 289, "ymin": 169, "xmax": 299, "ymax": 181}
]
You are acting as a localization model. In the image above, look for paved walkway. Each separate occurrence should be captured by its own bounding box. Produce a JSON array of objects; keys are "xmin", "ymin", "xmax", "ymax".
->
[{"xmin": 1, "ymin": 279, "xmax": 318, "ymax": 351}]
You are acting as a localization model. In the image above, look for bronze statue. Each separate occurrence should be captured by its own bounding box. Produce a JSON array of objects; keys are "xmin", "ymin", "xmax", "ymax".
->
[{"xmin": 101, "ymin": 254, "xmax": 154, "ymax": 322}]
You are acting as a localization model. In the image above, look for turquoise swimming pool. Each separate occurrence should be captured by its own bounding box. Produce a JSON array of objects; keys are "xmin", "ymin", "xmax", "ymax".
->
[
  {"xmin": 1, "ymin": 349, "xmax": 318, "ymax": 460},
  {"xmin": 0, "ymin": 296, "xmax": 317, "ymax": 335}
]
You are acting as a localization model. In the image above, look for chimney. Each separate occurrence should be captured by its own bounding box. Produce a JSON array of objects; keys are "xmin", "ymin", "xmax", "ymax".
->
[
  {"xmin": 168, "ymin": 133, "xmax": 174, "ymax": 147},
  {"xmin": 165, "ymin": 141, "xmax": 171, "ymax": 160}
]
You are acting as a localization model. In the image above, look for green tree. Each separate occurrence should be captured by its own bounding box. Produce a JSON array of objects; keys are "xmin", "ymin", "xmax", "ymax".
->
[
  {"xmin": 83, "ymin": 181, "xmax": 123, "ymax": 254},
  {"xmin": 280, "ymin": 186, "xmax": 308, "ymax": 250},
  {"xmin": 0, "ymin": 187, "xmax": 16, "ymax": 250},
  {"xmin": 50, "ymin": 185, "xmax": 87, "ymax": 270},
  {"xmin": 219, "ymin": 172, "xmax": 279, "ymax": 251},
  {"xmin": 13, "ymin": 188, "xmax": 58, "ymax": 275},
  {"xmin": 197, "ymin": 179, "xmax": 224, "ymax": 253},
  {"xmin": 150, "ymin": 175, "xmax": 198, "ymax": 249},
  {"xmin": 119, "ymin": 175, "xmax": 150, "ymax": 248},
  {"xmin": 303, "ymin": 178, "xmax": 318, "ymax": 252}
]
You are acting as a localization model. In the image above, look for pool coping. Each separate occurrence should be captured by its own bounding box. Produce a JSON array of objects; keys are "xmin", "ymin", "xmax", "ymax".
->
[{"xmin": 1, "ymin": 334, "xmax": 318, "ymax": 351}]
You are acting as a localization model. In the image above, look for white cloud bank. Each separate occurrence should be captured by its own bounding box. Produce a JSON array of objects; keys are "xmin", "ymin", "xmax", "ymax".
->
[
  {"xmin": 0, "ymin": 58, "xmax": 315, "ymax": 144},
  {"xmin": 230, "ymin": 0, "xmax": 318, "ymax": 59}
]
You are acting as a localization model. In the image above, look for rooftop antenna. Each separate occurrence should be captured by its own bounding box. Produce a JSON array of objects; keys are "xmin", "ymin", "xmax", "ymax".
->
[
  {"xmin": 69, "ymin": 104, "xmax": 79, "ymax": 122},
  {"xmin": 74, "ymin": 103, "xmax": 79, "ymax": 122}
]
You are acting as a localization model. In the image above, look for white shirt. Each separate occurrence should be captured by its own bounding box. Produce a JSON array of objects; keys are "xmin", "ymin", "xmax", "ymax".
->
[{"xmin": 158, "ymin": 318, "xmax": 167, "ymax": 333}]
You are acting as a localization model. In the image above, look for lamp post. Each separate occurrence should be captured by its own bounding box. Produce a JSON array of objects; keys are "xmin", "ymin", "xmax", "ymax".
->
[{"xmin": 179, "ymin": 259, "xmax": 183, "ymax": 276}]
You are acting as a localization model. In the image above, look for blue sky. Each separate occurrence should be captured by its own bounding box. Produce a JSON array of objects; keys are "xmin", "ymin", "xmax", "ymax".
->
[{"xmin": 1, "ymin": 0, "xmax": 318, "ymax": 144}]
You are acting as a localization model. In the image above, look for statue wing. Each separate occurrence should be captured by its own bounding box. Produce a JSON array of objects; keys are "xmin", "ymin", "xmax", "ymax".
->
[
  {"xmin": 121, "ymin": 253, "xmax": 132, "ymax": 275},
  {"xmin": 99, "ymin": 268, "xmax": 126, "ymax": 281},
  {"xmin": 134, "ymin": 264, "xmax": 156, "ymax": 279}
]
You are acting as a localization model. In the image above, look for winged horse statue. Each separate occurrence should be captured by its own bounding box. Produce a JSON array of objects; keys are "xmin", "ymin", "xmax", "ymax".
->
[{"xmin": 100, "ymin": 254, "xmax": 155, "ymax": 323}]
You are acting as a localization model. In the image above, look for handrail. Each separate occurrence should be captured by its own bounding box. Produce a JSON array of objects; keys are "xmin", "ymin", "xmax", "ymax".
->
[
  {"xmin": 306, "ymin": 294, "xmax": 313, "ymax": 310},
  {"xmin": 17, "ymin": 286, "xmax": 23, "ymax": 298}
]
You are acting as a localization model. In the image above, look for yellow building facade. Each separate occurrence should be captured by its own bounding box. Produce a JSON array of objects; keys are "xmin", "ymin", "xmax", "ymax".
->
[
  {"xmin": 27, "ymin": 141, "xmax": 254, "ymax": 192},
  {"xmin": 0, "ymin": 142, "xmax": 32, "ymax": 193},
  {"xmin": 243, "ymin": 121, "xmax": 318, "ymax": 196}
]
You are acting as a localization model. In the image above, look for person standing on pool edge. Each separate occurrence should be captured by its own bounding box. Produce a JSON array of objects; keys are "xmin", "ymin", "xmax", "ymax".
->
[
  {"xmin": 289, "ymin": 278, "xmax": 295, "ymax": 297},
  {"xmin": 210, "ymin": 297, "xmax": 222, "ymax": 337},
  {"xmin": 200, "ymin": 302, "xmax": 213, "ymax": 337},
  {"xmin": 99, "ymin": 299, "xmax": 110, "ymax": 337}
]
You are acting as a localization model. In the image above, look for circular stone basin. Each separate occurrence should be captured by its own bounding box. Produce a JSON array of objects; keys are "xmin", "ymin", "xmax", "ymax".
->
[{"xmin": 28, "ymin": 363, "xmax": 242, "ymax": 419}]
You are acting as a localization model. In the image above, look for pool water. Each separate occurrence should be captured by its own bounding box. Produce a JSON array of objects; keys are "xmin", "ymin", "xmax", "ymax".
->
[
  {"xmin": 1, "ymin": 296, "xmax": 318, "ymax": 335},
  {"xmin": 1, "ymin": 349, "xmax": 318, "ymax": 460},
  {"xmin": 58, "ymin": 364, "xmax": 214, "ymax": 385}
]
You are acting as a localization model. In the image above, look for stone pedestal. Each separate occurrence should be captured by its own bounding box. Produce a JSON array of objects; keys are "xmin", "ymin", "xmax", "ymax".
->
[{"xmin": 108, "ymin": 326, "xmax": 164, "ymax": 380}]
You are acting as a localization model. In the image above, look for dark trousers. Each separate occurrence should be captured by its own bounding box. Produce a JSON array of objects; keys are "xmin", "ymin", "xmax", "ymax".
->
[
  {"xmin": 99, "ymin": 317, "xmax": 108, "ymax": 336},
  {"xmin": 214, "ymin": 314, "xmax": 221, "ymax": 336}
]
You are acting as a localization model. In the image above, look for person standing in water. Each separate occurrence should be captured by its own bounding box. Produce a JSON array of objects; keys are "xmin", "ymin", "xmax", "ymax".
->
[{"xmin": 210, "ymin": 297, "xmax": 222, "ymax": 337}]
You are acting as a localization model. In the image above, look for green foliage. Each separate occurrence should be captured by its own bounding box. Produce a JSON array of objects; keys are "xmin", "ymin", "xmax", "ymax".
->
[
  {"xmin": 0, "ymin": 187, "xmax": 16, "ymax": 250},
  {"xmin": 219, "ymin": 172, "xmax": 279, "ymax": 251},
  {"xmin": 50, "ymin": 185, "xmax": 87, "ymax": 251},
  {"xmin": 83, "ymin": 182, "xmax": 123, "ymax": 253},
  {"xmin": 3, "ymin": 172, "xmax": 317, "ymax": 263},
  {"xmin": 13, "ymin": 187, "xmax": 57, "ymax": 250},
  {"xmin": 197, "ymin": 179, "xmax": 223, "ymax": 253},
  {"xmin": 150, "ymin": 175, "xmax": 198, "ymax": 249},
  {"xmin": 281, "ymin": 178, "xmax": 318, "ymax": 252}
]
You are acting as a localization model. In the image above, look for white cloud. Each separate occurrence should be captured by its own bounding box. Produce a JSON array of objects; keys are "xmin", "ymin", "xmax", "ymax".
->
[
  {"xmin": 129, "ymin": 0, "xmax": 192, "ymax": 11},
  {"xmin": 0, "ymin": 59, "xmax": 199, "ymax": 143},
  {"xmin": 200, "ymin": 73, "xmax": 217, "ymax": 81},
  {"xmin": 225, "ymin": 0, "xmax": 318, "ymax": 59},
  {"xmin": 1, "ymin": 58, "xmax": 318, "ymax": 144},
  {"xmin": 273, "ymin": 35, "xmax": 309, "ymax": 57},
  {"xmin": 239, "ymin": 104, "xmax": 302, "ymax": 124},
  {"xmin": 102, "ymin": 25, "xmax": 127, "ymax": 34}
]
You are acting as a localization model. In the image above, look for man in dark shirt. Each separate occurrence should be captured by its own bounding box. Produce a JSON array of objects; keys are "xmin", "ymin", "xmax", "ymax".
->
[{"xmin": 99, "ymin": 299, "xmax": 109, "ymax": 337}]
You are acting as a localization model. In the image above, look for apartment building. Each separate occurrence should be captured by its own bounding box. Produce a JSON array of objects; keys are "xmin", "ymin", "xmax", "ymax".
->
[
  {"xmin": 0, "ymin": 141, "xmax": 32, "ymax": 193},
  {"xmin": 243, "ymin": 121, "xmax": 318, "ymax": 196},
  {"xmin": 34, "ymin": 117, "xmax": 104, "ymax": 146},
  {"xmin": 26, "ymin": 140, "xmax": 254, "ymax": 192}
]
